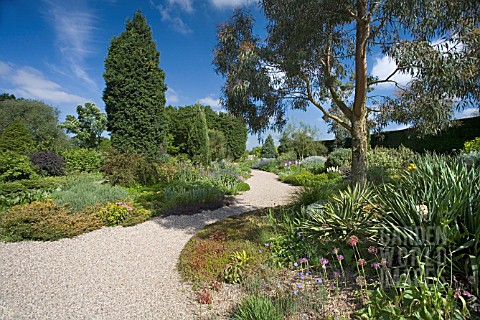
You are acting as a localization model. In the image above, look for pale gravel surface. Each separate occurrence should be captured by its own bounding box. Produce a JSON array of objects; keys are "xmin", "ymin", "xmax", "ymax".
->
[{"xmin": 0, "ymin": 170, "xmax": 298, "ymax": 320}]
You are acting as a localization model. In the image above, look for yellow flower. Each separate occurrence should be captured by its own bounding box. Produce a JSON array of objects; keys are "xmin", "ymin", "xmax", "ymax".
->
[{"xmin": 407, "ymin": 163, "xmax": 417, "ymax": 171}]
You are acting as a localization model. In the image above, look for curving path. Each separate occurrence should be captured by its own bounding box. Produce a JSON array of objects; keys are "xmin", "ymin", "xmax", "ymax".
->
[{"xmin": 0, "ymin": 170, "xmax": 298, "ymax": 320}]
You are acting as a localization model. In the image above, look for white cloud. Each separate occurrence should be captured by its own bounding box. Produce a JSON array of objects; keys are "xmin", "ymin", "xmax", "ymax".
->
[
  {"xmin": 197, "ymin": 94, "xmax": 223, "ymax": 110},
  {"xmin": 0, "ymin": 61, "xmax": 87, "ymax": 105},
  {"xmin": 166, "ymin": 88, "xmax": 180, "ymax": 105},
  {"xmin": 210, "ymin": 0, "xmax": 253, "ymax": 8},
  {"xmin": 371, "ymin": 55, "xmax": 412, "ymax": 88},
  {"xmin": 150, "ymin": 0, "xmax": 193, "ymax": 35},
  {"xmin": 44, "ymin": 0, "xmax": 97, "ymax": 87}
]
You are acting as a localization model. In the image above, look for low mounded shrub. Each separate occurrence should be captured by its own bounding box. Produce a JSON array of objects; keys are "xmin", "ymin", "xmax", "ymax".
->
[
  {"xmin": 0, "ymin": 151, "xmax": 37, "ymax": 182},
  {"xmin": 97, "ymin": 201, "xmax": 151, "ymax": 226},
  {"xmin": 62, "ymin": 148, "xmax": 104, "ymax": 173},
  {"xmin": 301, "ymin": 156, "xmax": 327, "ymax": 174},
  {"xmin": 0, "ymin": 199, "xmax": 103, "ymax": 242},
  {"xmin": 30, "ymin": 151, "xmax": 65, "ymax": 176},
  {"xmin": 325, "ymin": 148, "xmax": 352, "ymax": 168}
]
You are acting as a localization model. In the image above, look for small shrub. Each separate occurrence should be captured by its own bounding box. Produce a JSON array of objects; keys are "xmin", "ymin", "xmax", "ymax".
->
[
  {"xmin": 97, "ymin": 201, "xmax": 151, "ymax": 226},
  {"xmin": 458, "ymin": 151, "xmax": 480, "ymax": 169},
  {"xmin": 30, "ymin": 151, "xmax": 65, "ymax": 176},
  {"xmin": 462, "ymin": 137, "xmax": 480, "ymax": 154},
  {"xmin": 62, "ymin": 148, "xmax": 104, "ymax": 173},
  {"xmin": 237, "ymin": 182, "xmax": 250, "ymax": 192},
  {"xmin": 0, "ymin": 199, "xmax": 103, "ymax": 242},
  {"xmin": 325, "ymin": 148, "xmax": 352, "ymax": 168},
  {"xmin": 301, "ymin": 156, "xmax": 327, "ymax": 174},
  {"xmin": 196, "ymin": 288, "xmax": 213, "ymax": 304},
  {"xmin": 0, "ymin": 151, "xmax": 37, "ymax": 182}
]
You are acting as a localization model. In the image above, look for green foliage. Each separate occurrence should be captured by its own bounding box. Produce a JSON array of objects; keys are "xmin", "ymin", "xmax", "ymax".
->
[
  {"xmin": 187, "ymin": 105, "xmax": 211, "ymax": 165},
  {"xmin": 97, "ymin": 201, "xmax": 150, "ymax": 226},
  {"xmin": 458, "ymin": 151, "xmax": 480, "ymax": 169},
  {"xmin": 278, "ymin": 122, "xmax": 322, "ymax": 160},
  {"xmin": 260, "ymin": 135, "xmax": 277, "ymax": 158},
  {"xmin": 223, "ymin": 250, "xmax": 250, "ymax": 284},
  {"xmin": 103, "ymin": 10, "xmax": 167, "ymax": 158},
  {"xmin": 303, "ymin": 184, "xmax": 379, "ymax": 243},
  {"xmin": 30, "ymin": 151, "xmax": 65, "ymax": 176},
  {"xmin": 237, "ymin": 182, "xmax": 250, "ymax": 192},
  {"xmin": 0, "ymin": 119, "xmax": 35, "ymax": 154},
  {"xmin": 159, "ymin": 182, "xmax": 224, "ymax": 214},
  {"xmin": 291, "ymin": 180, "xmax": 348, "ymax": 208},
  {"xmin": 209, "ymin": 129, "xmax": 226, "ymax": 161},
  {"xmin": 462, "ymin": 137, "xmax": 480, "ymax": 154},
  {"xmin": 301, "ymin": 156, "xmax": 327, "ymax": 174},
  {"xmin": 60, "ymin": 102, "xmax": 107, "ymax": 148},
  {"xmin": 0, "ymin": 177, "xmax": 62, "ymax": 210},
  {"xmin": 231, "ymin": 295, "xmax": 284, "ymax": 320},
  {"xmin": 62, "ymin": 147, "xmax": 104, "ymax": 173},
  {"xmin": 357, "ymin": 261, "xmax": 470, "ymax": 319},
  {"xmin": 52, "ymin": 174, "xmax": 130, "ymax": 213},
  {"xmin": 366, "ymin": 146, "xmax": 415, "ymax": 184},
  {"xmin": 0, "ymin": 151, "xmax": 37, "ymax": 182},
  {"xmin": 0, "ymin": 199, "xmax": 104, "ymax": 242},
  {"xmin": 376, "ymin": 154, "xmax": 480, "ymax": 297},
  {"xmin": 0, "ymin": 99, "xmax": 69, "ymax": 151},
  {"xmin": 325, "ymin": 148, "xmax": 352, "ymax": 168}
]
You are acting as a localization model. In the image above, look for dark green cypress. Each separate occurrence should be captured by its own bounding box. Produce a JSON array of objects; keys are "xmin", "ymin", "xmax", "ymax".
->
[
  {"xmin": 260, "ymin": 134, "xmax": 277, "ymax": 158},
  {"xmin": 103, "ymin": 10, "xmax": 167, "ymax": 158},
  {"xmin": 187, "ymin": 105, "xmax": 211, "ymax": 165},
  {"xmin": 0, "ymin": 119, "xmax": 36, "ymax": 155}
]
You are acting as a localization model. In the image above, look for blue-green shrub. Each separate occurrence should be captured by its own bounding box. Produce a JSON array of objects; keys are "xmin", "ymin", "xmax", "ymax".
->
[{"xmin": 325, "ymin": 148, "xmax": 351, "ymax": 168}]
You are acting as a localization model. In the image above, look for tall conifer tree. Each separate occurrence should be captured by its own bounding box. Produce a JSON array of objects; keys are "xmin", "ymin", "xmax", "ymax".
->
[{"xmin": 103, "ymin": 11, "xmax": 167, "ymax": 158}]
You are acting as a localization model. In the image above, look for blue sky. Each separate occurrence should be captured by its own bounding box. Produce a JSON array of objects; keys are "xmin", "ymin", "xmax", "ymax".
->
[{"xmin": 0, "ymin": 0, "xmax": 476, "ymax": 150}]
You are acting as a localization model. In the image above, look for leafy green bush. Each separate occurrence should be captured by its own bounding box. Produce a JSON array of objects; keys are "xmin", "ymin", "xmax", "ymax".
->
[
  {"xmin": 0, "ymin": 119, "xmax": 36, "ymax": 154},
  {"xmin": 231, "ymin": 295, "xmax": 283, "ymax": 320},
  {"xmin": 325, "ymin": 148, "xmax": 351, "ymax": 168},
  {"xmin": 62, "ymin": 147, "xmax": 104, "ymax": 173},
  {"xmin": 237, "ymin": 182, "xmax": 250, "ymax": 192},
  {"xmin": 97, "ymin": 201, "xmax": 151, "ymax": 226},
  {"xmin": 462, "ymin": 137, "xmax": 480, "ymax": 154},
  {"xmin": 52, "ymin": 174, "xmax": 130, "ymax": 213},
  {"xmin": 301, "ymin": 156, "xmax": 326, "ymax": 174},
  {"xmin": 30, "ymin": 151, "xmax": 65, "ymax": 176},
  {"xmin": 0, "ymin": 151, "xmax": 37, "ymax": 182},
  {"xmin": 367, "ymin": 146, "xmax": 415, "ymax": 184},
  {"xmin": 290, "ymin": 180, "xmax": 348, "ymax": 208},
  {"xmin": 0, "ymin": 199, "xmax": 103, "ymax": 242},
  {"xmin": 0, "ymin": 177, "xmax": 63, "ymax": 210},
  {"xmin": 376, "ymin": 154, "xmax": 480, "ymax": 298},
  {"xmin": 160, "ymin": 182, "xmax": 224, "ymax": 214}
]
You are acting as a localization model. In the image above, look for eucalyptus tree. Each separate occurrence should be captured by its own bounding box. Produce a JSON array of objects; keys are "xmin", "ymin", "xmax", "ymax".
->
[{"xmin": 214, "ymin": 1, "xmax": 478, "ymax": 184}]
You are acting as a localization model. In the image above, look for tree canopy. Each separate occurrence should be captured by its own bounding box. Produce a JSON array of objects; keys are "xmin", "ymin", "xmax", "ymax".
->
[
  {"xmin": 278, "ymin": 122, "xmax": 327, "ymax": 159},
  {"xmin": 60, "ymin": 102, "xmax": 107, "ymax": 149},
  {"xmin": 103, "ymin": 10, "xmax": 167, "ymax": 158},
  {"xmin": 214, "ymin": 1, "xmax": 479, "ymax": 183},
  {"xmin": 0, "ymin": 119, "xmax": 36, "ymax": 155},
  {"xmin": 0, "ymin": 97, "xmax": 69, "ymax": 151}
]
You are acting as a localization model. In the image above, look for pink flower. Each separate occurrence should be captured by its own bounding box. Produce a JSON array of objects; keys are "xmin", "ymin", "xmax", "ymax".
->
[
  {"xmin": 348, "ymin": 235, "xmax": 359, "ymax": 247},
  {"xmin": 381, "ymin": 258, "xmax": 388, "ymax": 267},
  {"xmin": 368, "ymin": 246, "xmax": 377, "ymax": 254},
  {"xmin": 336, "ymin": 255, "xmax": 344, "ymax": 261},
  {"xmin": 298, "ymin": 257, "xmax": 308, "ymax": 264},
  {"xmin": 358, "ymin": 259, "xmax": 366, "ymax": 266},
  {"xmin": 319, "ymin": 258, "xmax": 329, "ymax": 266},
  {"xmin": 371, "ymin": 262, "xmax": 380, "ymax": 269},
  {"xmin": 333, "ymin": 271, "xmax": 340, "ymax": 278}
]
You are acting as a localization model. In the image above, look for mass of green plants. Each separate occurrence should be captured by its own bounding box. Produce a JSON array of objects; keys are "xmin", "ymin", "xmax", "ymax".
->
[{"xmin": 178, "ymin": 139, "xmax": 480, "ymax": 319}]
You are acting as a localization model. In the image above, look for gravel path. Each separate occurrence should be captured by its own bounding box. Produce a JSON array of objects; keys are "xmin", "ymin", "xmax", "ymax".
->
[{"xmin": 0, "ymin": 170, "xmax": 298, "ymax": 320}]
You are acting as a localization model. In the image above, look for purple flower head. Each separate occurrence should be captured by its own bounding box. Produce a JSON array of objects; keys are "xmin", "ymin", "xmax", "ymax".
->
[
  {"xmin": 319, "ymin": 258, "xmax": 329, "ymax": 266},
  {"xmin": 371, "ymin": 262, "xmax": 380, "ymax": 269},
  {"xmin": 297, "ymin": 232, "xmax": 302, "ymax": 237},
  {"xmin": 293, "ymin": 262, "xmax": 298, "ymax": 267},
  {"xmin": 358, "ymin": 259, "xmax": 366, "ymax": 266},
  {"xmin": 264, "ymin": 243, "xmax": 270, "ymax": 247},
  {"xmin": 381, "ymin": 258, "xmax": 388, "ymax": 267},
  {"xmin": 276, "ymin": 282, "xmax": 281, "ymax": 287},
  {"xmin": 454, "ymin": 288, "xmax": 462, "ymax": 299},
  {"xmin": 293, "ymin": 290, "xmax": 298, "ymax": 295},
  {"xmin": 298, "ymin": 257, "xmax": 308, "ymax": 264},
  {"xmin": 463, "ymin": 290, "xmax": 473, "ymax": 298},
  {"xmin": 258, "ymin": 249, "xmax": 263, "ymax": 253},
  {"xmin": 316, "ymin": 278, "xmax": 323, "ymax": 284},
  {"xmin": 333, "ymin": 271, "xmax": 340, "ymax": 278},
  {"xmin": 337, "ymin": 255, "xmax": 344, "ymax": 261},
  {"xmin": 297, "ymin": 283, "xmax": 303, "ymax": 288},
  {"xmin": 348, "ymin": 235, "xmax": 359, "ymax": 247}
]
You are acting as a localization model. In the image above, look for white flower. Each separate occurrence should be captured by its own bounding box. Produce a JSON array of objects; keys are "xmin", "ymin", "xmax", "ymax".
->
[{"xmin": 416, "ymin": 204, "xmax": 429, "ymax": 218}]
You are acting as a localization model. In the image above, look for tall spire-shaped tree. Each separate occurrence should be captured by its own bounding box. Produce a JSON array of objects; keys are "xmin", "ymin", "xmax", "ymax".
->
[{"xmin": 103, "ymin": 10, "xmax": 167, "ymax": 158}]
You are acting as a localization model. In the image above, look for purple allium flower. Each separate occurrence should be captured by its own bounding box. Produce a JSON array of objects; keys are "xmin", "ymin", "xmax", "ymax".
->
[
  {"xmin": 454, "ymin": 288, "xmax": 462, "ymax": 299},
  {"xmin": 337, "ymin": 255, "xmax": 344, "ymax": 261},
  {"xmin": 316, "ymin": 278, "xmax": 323, "ymax": 284},
  {"xmin": 368, "ymin": 246, "xmax": 378, "ymax": 254},
  {"xmin": 333, "ymin": 271, "xmax": 340, "ymax": 278},
  {"xmin": 348, "ymin": 235, "xmax": 359, "ymax": 247},
  {"xmin": 297, "ymin": 283, "xmax": 302, "ymax": 288},
  {"xmin": 258, "ymin": 249, "xmax": 263, "ymax": 253},
  {"xmin": 358, "ymin": 259, "xmax": 366, "ymax": 266},
  {"xmin": 371, "ymin": 262, "xmax": 380, "ymax": 269},
  {"xmin": 298, "ymin": 257, "xmax": 308, "ymax": 264},
  {"xmin": 264, "ymin": 243, "xmax": 270, "ymax": 247},
  {"xmin": 276, "ymin": 282, "xmax": 281, "ymax": 287},
  {"xmin": 293, "ymin": 290, "xmax": 298, "ymax": 295},
  {"xmin": 463, "ymin": 290, "xmax": 473, "ymax": 298},
  {"xmin": 319, "ymin": 258, "xmax": 329, "ymax": 266}
]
